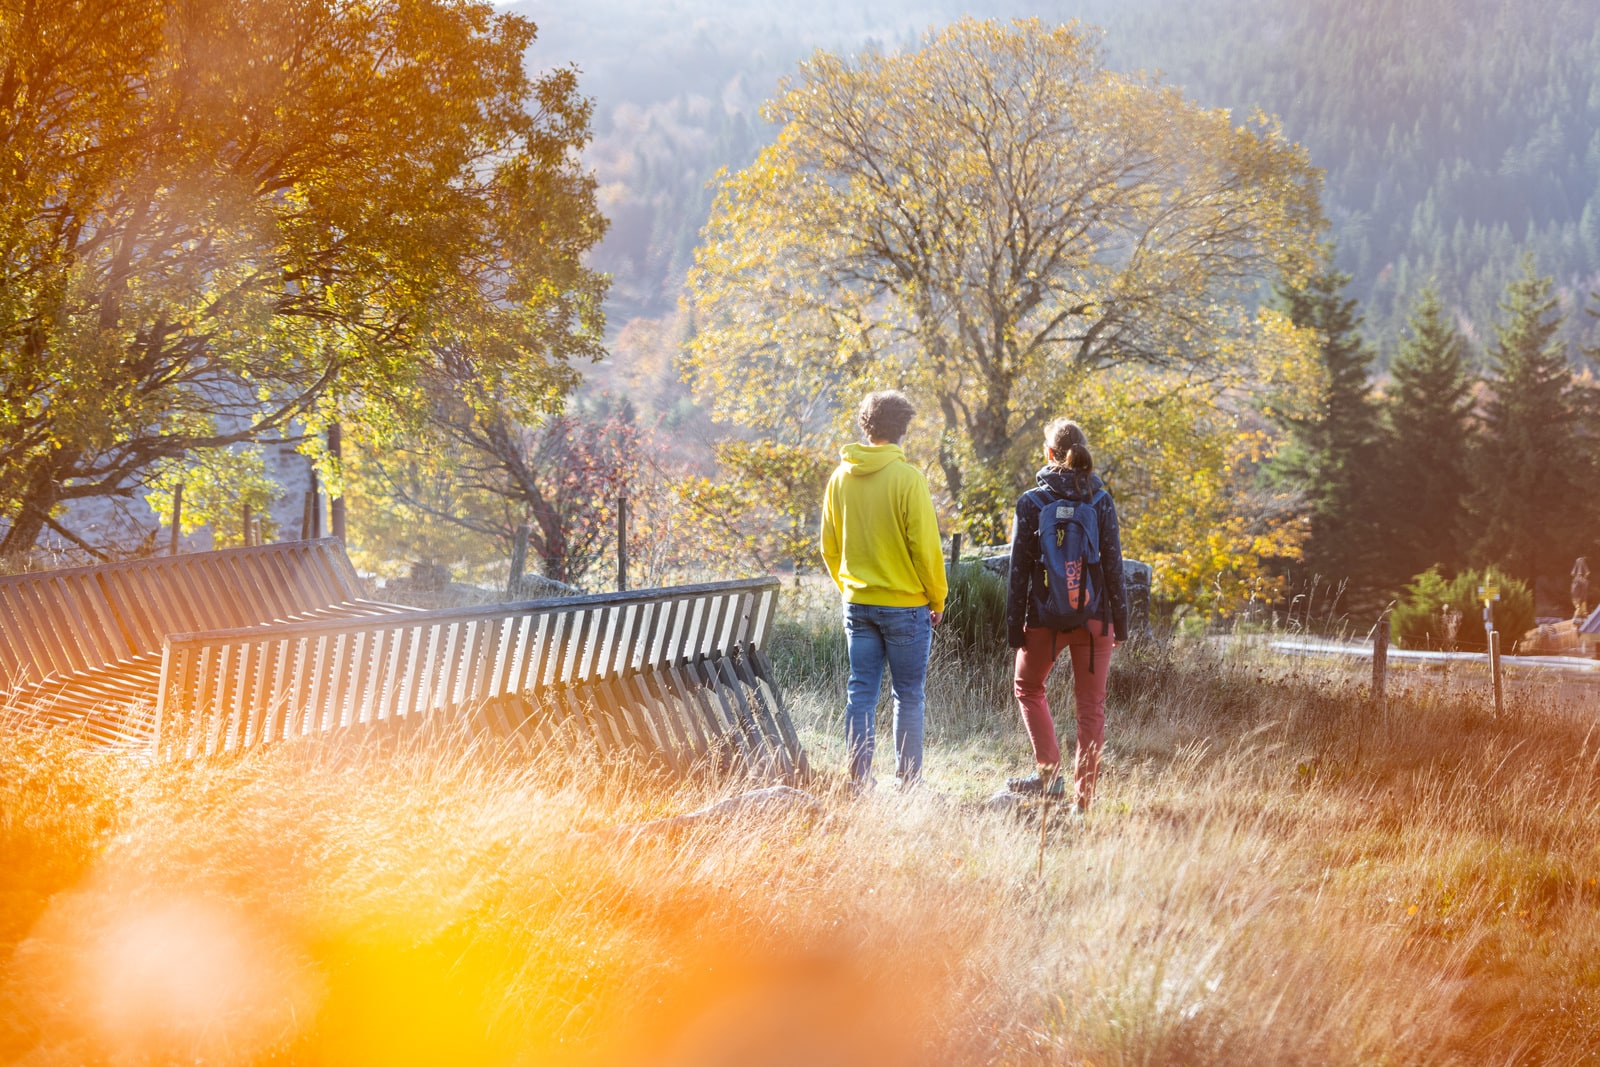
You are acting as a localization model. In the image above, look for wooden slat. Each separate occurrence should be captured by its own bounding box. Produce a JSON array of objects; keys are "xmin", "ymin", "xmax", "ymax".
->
[
  {"xmin": 496, "ymin": 614, "xmax": 530, "ymax": 700},
  {"xmin": 254, "ymin": 550, "xmax": 305, "ymax": 620},
  {"xmin": 63, "ymin": 573, "xmax": 128, "ymax": 664},
  {"xmin": 325, "ymin": 631, "xmax": 352, "ymax": 730},
  {"xmin": 749, "ymin": 647, "xmax": 810, "ymax": 777},
  {"xmin": 533, "ymin": 612, "xmax": 561, "ymax": 690},
  {"xmin": 390, "ymin": 625, "xmax": 422, "ymax": 722},
  {"xmin": 25, "ymin": 579, "xmax": 86, "ymax": 676},
  {"xmin": 133, "ymin": 574, "xmax": 798, "ymax": 774},
  {"xmin": 237, "ymin": 639, "xmax": 268, "ymax": 747},
  {"xmin": 262, "ymin": 637, "xmax": 293, "ymax": 743},
  {"xmin": 0, "ymin": 585, "xmax": 45, "ymax": 686},
  {"xmin": 8, "ymin": 581, "xmax": 69, "ymax": 679},
  {"xmin": 96, "ymin": 570, "xmax": 159, "ymax": 655},
  {"xmin": 626, "ymin": 669, "xmax": 691, "ymax": 770},
  {"xmin": 719, "ymin": 655, "xmax": 792, "ymax": 779},
  {"xmin": 559, "ymin": 609, "xmax": 592, "ymax": 686},
  {"xmin": 220, "ymin": 554, "xmax": 272, "ymax": 625},
  {"xmin": 373, "ymin": 627, "xmax": 405, "ymax": 723},
  {"xmin": 0, "ymin": 588, "xmax": 32, "ymax": 688},
  {"xmin": 38, "ymin": 576, "xmax": 99, "ymax": 673}
]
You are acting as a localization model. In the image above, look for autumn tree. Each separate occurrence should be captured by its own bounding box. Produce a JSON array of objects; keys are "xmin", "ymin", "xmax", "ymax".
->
[
  {"xmin": 1473, "ymin": 259, "xmax": 1593, "ymax": 597},
  {"xmin": 1381, "ymin": 284, "xmax": 1477, "ymax": 587},
  {"xmin": 1064, "ymin": 309, "xmax": 1316, "ymax": 616},
  {"xmin": 671, "ymin": 439, "xmax": 835, "ymax": 573},
  {"xmin": 0, "ymin": 0, "xmax": 605, "ymax": 553},
  {"xmin": 347, "ymin": 368, "xmax": 640, "ymax": 588},
  {"xmin": 685, "ymin": 17, "xmax": 1323, "ymax": 540},
  {"xmin": 144, "ymin": 446, "xmax": 281, "ymax": 550}
]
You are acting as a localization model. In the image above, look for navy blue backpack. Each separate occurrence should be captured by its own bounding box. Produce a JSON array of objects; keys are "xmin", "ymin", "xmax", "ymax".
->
[{"xmin": 1030, "ymin": 486, "xmax": 1110, "ymax": 633}]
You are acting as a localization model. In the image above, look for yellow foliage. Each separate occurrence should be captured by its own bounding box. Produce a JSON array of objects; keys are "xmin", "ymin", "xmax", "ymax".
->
[
  {"xmin": 684, "ymin": 17, "xmax": 1323, "ymax": 541},
  {"xmin": 144, "ymin": 445, "xmax": 280, "ymax": 549},
  {"xmin": 1062, "ymin": 309, "xmax": 1317, "ymax": 614}
]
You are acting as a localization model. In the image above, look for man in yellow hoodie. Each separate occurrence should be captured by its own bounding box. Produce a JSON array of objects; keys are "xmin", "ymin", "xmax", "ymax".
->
[{"xmin": 821, "ymin": 390, "xmax": 947, "ymax": 789}]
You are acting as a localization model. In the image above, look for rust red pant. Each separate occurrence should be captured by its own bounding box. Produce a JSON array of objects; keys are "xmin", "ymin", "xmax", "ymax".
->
[{"xmin": 1013, "ymin": 621, "xmax": 1113, "ymax": 808}]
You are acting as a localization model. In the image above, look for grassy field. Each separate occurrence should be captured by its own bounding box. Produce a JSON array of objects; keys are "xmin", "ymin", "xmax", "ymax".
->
[{"xmin": 3, "ymin": 581, "xmax": 1600, "ymax": 1065}]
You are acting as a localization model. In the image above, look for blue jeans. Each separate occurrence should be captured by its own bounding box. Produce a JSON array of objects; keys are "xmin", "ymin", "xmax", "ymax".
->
[{"xmin": 843, "ymin": 603, "xmax": 933, "ymax": 784}]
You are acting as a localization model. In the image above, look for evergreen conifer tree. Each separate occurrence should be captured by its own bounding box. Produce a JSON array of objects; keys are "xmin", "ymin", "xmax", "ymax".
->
[
  {"xmin": 1270, "ymin": 257, "xmax": 1385, "ymax": 607},
  {"xmin": 1473, "ymin": 258, "xmax": 1588, "ymax": 602},
  {"xmin": 1382, "ymin": 284, "xmax": 1476, "ymax": 589}
]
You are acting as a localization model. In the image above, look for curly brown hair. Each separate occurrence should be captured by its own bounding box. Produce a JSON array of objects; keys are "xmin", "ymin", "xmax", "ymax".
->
[{"xmin": 857, "ymin": 390, "xmax": 916, "ymax": 443}]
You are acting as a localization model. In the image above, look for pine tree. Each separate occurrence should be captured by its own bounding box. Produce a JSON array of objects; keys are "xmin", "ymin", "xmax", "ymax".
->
[
  {"xmin": 1270, "ymin": 257, "xmax": 1386, "ymax": 607},
  {"xmin": 1473, "ymin": 257, "xmax": 1587, "ymax": 601},
  {"xmin": 1382, "ymin": 283, "xmax": 1476, "ymax": 588}
]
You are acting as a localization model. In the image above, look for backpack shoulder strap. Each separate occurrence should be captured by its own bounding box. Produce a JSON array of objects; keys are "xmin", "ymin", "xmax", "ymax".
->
[{"xmin": 1025, "ymin": 487, "xmax": 1059, "ymax": 512}]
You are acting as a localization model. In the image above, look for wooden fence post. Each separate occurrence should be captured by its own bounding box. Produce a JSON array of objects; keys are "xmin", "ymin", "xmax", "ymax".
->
[
  {"xmin": 947, "ymin": 532, "xmax": 962, "ymax": 576},
  {"xmin": 1489, "ymin": 629, "xmax": 1505, "ymax": 717},
  {"xmin": 1372, "ymin": 616, "xmax": 1389, "ymax": 711},
  {"xmin": 506, "ymin": 523, "xmax": 530, "ymax": 598},
  {"xmin": 617, "ymin": 493, "xmax": 629, "ymax": 592},
  {"xmin": 170, "ymin": 484, "xmax": 184, "ymax": 556},
  {"xmin": 242, "ymin": 503, "xmax": 254, "ymax": 548},
  {"xmin": 308, "ymin": 468, "xmax": 322, "ymax": 539},
  {"xmin": 328, "ymin": 422, "xmax": 346, "ymax": 544}
]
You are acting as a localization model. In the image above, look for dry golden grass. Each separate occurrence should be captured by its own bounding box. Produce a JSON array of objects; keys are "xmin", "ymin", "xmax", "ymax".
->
[{"xmin": 3, "ymin": 605, "xmax": 1600, "ymax": 1065}]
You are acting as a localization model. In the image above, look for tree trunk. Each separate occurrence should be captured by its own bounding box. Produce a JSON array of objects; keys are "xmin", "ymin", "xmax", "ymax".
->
[
  {"xmin": 959, "ymin": 374, "xmax": 1017, "ymax": 545},
  {"xmin": 936, "ymin": 394, "xmax": 965, "ymax": 515},
  {"xmin": 0, "ymin": 454, "xmax": 68, "ymax": 555},
  {"xmin": 528, "ymin": 495, "xmax": 568, "ymax": 585},
  {"xmin": 328, "ymin": 421, "xmax": 346, "ymax": 543}
]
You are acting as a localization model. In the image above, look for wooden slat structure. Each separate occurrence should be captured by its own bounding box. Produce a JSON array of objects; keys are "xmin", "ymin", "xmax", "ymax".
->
[
  {"xmin": 154, "ymin": 578, "xmax": 808, "ymax": 778},
  {"xmin": 0, "ymin": 540, "xmax": 408, "ymax": 744},
  {"xmin": 2, "ymin": 541, "xmax": 808, "ymax": 779}
]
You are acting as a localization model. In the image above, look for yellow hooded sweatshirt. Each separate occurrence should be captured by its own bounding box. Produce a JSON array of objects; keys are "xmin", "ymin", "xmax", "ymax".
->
[{"xmin": 820, "ymin": 443, "xmax": 947, "ymax": 613}]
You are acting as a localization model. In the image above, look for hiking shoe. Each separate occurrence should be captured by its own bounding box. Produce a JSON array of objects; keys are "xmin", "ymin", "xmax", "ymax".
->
[{"xmin": 1006, "ymin": 773, "xmax": 1067, "ymax": 797}]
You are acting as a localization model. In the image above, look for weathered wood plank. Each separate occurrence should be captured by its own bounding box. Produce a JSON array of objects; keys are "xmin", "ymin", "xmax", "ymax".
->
[{"xmin": 91, "ymin": 566, "xmax": 803, "ymax": 776}]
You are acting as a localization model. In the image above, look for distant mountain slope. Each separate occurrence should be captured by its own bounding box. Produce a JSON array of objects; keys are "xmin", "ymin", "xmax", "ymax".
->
[
  {"xmin": 516, "ymin": 0, "xmax": 1600, "ymax": 357},
  {"xmin": 1100, "ymin": 0, "xmax": 1600, "ymax": 351}
]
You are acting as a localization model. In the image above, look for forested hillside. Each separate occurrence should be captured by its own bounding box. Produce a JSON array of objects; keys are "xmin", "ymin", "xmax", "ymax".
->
[
  {"xmin": 1113, "ymin": 0, "xmax": 1600, "ymax": 350},
  {"xmin": 519, "ymin": 0, "xmax": 1600, "ymax": 357}
]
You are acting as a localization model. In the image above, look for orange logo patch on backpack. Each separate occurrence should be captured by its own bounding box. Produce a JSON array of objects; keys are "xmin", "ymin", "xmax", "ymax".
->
[{"xmin": 1064, "ymin": 559, "xmax": 1084, "ymax": 599}]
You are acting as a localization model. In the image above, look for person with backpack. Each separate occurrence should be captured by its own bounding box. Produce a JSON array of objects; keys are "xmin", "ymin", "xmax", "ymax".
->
[
  {"xmin": 820, "ymin": 390, "xmax": 947, "ymax": 791},
  {"xmin": 1004, "ymin": 418, "xmax": 1129, "ymax": 812}
]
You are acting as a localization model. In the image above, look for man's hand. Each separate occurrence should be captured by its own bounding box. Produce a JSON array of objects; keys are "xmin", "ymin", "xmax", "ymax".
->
[{"xmin": 930, "ymin": 610, "xmax": 944, "ymax": 627}]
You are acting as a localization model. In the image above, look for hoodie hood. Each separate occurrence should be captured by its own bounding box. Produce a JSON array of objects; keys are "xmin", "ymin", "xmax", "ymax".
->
[
  {"xmin": 1036, "ymin": 466, "xmax": 1104, "ymax": 501},
  {"xmin": 841, "ymin": 442, "xmax": 906, "ymax": 475}
]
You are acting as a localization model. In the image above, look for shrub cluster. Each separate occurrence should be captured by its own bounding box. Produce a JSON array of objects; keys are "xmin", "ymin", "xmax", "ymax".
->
[{"xmin": 1391, "ymin": 565, "xmax": 1534, "ymax": 651}]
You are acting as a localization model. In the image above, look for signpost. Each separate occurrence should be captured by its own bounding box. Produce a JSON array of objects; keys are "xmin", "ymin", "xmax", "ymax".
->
[
  {"xmin": 1478, "ymin": 580, "xmax": 1499, "ymax": 635},
  {"xmin": 1479, "ymin": 581, "xmax": 1504, "ymax": 717},
  {"xmin": 1440, "ymin": 602, "xmax": 1462, "ymax": 683},
  {"xmin": 1372, "ymin": 616, "xmax": 1389, "ymax": 712}
]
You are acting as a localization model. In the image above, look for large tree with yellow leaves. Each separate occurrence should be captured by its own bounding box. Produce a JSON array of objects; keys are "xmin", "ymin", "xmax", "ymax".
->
[
  {"xmin": 685, "ymin": 17, "xmax": 1323, "ymax": 541},
  {"xmin": 0, "ymin": 0, "xmax": 606, "ymax": 553}
]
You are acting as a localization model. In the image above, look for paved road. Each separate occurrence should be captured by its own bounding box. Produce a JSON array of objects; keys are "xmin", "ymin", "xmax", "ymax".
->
[
  {"xmin": 1270, "ymin": 638, "xmax": 1600, "ymax": 679},
  {"xmin": 1268, "ymin": 638, "xmax": 1600, "ymax": 704}
]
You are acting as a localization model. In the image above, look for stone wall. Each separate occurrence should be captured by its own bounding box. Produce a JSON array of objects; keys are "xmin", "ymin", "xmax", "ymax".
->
[{"xmin": 31, "ymin": 438, "xmax": 316, "ymax": 560}]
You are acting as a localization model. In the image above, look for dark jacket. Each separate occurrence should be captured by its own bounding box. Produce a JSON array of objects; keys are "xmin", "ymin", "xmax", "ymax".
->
[{"xmin": 1005, "ymin": 467, "xmax": 1129, "ymax": 649}]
